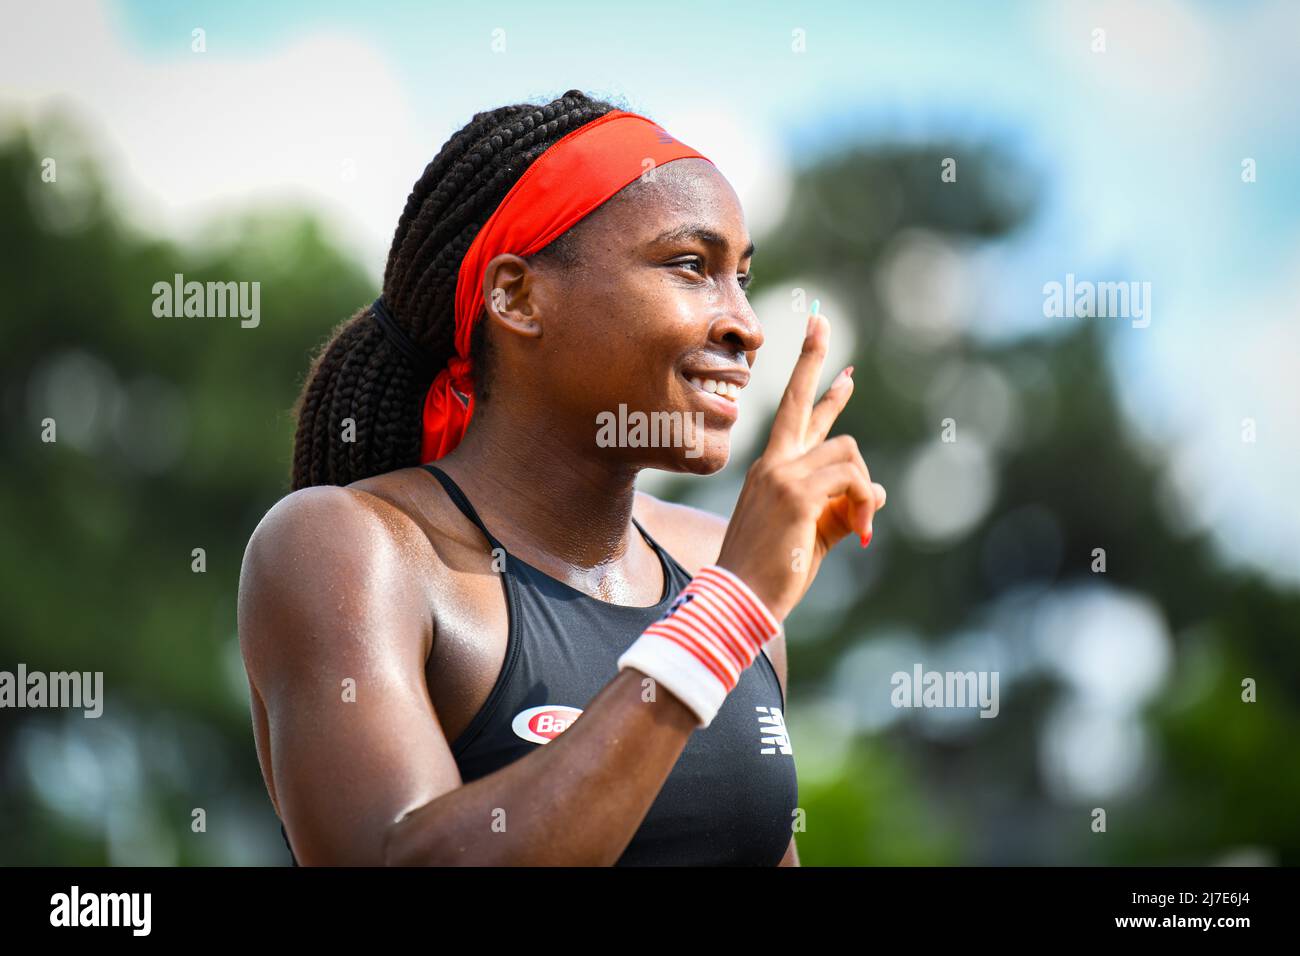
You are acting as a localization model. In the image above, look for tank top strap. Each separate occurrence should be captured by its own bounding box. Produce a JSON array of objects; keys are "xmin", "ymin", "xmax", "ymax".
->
[
  {"xmin": 424, "ymin": 463, "xmax": 691, "ymax": 593},
  {"xmin": 421, "ymin": 464, "xmax": 505, "ymax": 552},
  {"xmin": 629, "ymin": 514, "xmax": 693, "ymax": 587}
]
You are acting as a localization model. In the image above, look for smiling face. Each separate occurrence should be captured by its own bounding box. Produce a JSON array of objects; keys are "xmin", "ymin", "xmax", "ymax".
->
[{"xmin": 481, "ymin": 157, "xmax": 762, "ymax": 475}]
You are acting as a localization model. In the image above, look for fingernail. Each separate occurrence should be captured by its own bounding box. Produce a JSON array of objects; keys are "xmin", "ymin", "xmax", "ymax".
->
[
  {"xmin": 810, "ymin": 299, "xmax": 820, "ymax": 316},
  {"xmin": 844, "ymin": 365, "xmax": 854, "ymax": 378},
  {"xmin": 860, "ymin": 529, "xmax": 872, "ymax": 548}
]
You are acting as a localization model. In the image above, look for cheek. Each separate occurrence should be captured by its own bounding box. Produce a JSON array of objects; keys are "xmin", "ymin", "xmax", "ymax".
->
[
  {"xmin": 622, "ymin": 276, "xmax": 702, "ymax": 354},
  {"xmin": 570, "ymin": 278, "xmax": 697, "ymax": 369}
]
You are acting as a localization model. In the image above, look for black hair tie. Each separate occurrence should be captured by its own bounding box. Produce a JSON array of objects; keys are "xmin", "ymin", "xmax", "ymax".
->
[{"xmin": 370, "ymin": 297, "xmax": 438, "ymax": 378}]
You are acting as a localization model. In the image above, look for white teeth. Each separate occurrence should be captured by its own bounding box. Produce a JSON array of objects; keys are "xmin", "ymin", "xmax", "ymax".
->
[{"xmin": 686, "ymin": 375, "xmax": 741, "ymax": 401}]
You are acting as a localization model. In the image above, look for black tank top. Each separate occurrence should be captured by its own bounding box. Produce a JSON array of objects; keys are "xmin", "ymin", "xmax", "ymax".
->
[{"xmin": 278, "ymin": 464, "xmax": 797, "ymax": 865}]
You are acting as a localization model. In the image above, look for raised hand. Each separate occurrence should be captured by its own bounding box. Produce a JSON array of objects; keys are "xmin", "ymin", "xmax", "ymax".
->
[{"xmin": 716, "ymin": 308, "xmax": 886, "ymax": 622}]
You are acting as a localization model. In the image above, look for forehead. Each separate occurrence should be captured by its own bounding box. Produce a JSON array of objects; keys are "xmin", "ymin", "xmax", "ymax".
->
[{"xmin": 582, "ymin": 158, "xmax": 750, "ymax": 252}]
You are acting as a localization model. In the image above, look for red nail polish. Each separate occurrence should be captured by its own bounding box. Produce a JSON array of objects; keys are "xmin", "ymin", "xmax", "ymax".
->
[{"xmin": 860, "ymin": 529, "xmax": 872, "ymax": 548}]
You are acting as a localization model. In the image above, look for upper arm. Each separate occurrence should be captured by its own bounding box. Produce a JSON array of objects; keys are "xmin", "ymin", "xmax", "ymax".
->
[{"xmin": 237, "ymin": 485, "xmax": 459, "ymax": 865}]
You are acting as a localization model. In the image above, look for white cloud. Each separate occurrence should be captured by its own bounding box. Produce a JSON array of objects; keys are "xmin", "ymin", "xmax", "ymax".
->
[
  {"xmin": 0, "ymin": 2, "xmax": 799, "ymax": 285},
  {"xmin": 2, "ymin": 0, "xmax": 428, "ymax": 276},
  {"xmin": 665, "ymin": 106, "xmax": 793, "ymax": 242}
]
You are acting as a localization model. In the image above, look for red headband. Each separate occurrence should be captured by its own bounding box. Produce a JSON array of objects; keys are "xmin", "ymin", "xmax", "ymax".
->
[{"xmin": 419, "ymin": 109, "xmax": 714, "ymax": 462}]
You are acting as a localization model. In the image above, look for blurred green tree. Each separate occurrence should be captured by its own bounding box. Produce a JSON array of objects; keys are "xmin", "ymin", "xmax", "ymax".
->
[{"xmin": 2, "ymin": 114, "xmax": 1296, "ymax": 866}]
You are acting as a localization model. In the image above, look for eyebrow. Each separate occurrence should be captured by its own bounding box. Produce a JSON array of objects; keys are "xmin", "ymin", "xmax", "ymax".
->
[{"xmin": 649, "ymin": 223, "xmax": 755, "ymax": 260}]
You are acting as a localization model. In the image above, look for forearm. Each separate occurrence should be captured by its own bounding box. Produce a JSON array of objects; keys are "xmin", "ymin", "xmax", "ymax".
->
[
  {"xmin": 384, "ymin": 562, "xmax": 781, "ymax": 866},
  {"xmin": 382, "ymin": 668, "xmax": 697, "ymax": 865}
]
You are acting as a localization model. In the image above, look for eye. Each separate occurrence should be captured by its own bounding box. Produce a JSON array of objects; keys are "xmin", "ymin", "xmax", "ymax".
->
[{"xmin": 669, "ymin": 257, "xmax": 753, "ymax": 294}]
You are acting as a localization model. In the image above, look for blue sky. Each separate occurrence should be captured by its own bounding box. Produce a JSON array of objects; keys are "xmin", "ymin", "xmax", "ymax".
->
[{"xmin": 7, "ymin": 0, "xmax": 1298, "ymax": 583}]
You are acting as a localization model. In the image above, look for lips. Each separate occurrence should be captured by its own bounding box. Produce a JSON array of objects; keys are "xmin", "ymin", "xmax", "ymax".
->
[
  {"xmin": 681, "ymin": 365, "xmax": 749, "ymax": 404},
  {"xmin": 679, "ymin": 371, "xmax": 743, "ymax": 423}
]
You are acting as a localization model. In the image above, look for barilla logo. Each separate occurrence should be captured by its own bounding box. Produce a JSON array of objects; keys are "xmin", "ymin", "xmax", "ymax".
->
[{"xmin": 512, "ymin": 705, "xmax": 584, "ymax": 745}]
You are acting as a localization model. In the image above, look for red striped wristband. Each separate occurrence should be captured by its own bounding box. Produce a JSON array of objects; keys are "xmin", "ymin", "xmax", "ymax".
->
[{"xmin": 616, "ymin": 564, "xmax": 782, "ymax": 728}]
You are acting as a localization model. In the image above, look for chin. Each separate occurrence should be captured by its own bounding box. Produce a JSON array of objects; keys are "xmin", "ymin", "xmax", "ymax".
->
[{"xmin": 668, "ymin": 430, "xmax": 732, "ymax": 475}]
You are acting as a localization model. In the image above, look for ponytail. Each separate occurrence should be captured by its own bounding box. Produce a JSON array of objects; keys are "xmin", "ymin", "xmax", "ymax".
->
[{"xmin": 289, "ymin": 90, "xmax": 619, "ymax": 490}]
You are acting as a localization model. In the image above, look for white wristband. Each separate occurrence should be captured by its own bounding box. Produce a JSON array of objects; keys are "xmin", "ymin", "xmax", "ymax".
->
[{"xmin": 617, "ymin": 565, "xmax": 781, "ymax": 728}]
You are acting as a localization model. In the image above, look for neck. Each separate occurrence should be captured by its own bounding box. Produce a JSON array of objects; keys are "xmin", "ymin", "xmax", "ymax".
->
[{"xmin": 433, "ymin": 395, "xmax": 644, "ymax": 573}]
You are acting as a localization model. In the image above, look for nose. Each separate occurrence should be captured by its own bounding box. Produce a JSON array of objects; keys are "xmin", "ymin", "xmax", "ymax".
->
[{"xmin": 710, "ymin": 285, "xmax": 764, "ymax": 357}]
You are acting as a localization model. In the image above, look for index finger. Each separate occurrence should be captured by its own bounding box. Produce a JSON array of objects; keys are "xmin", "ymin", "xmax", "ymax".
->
[{"xmin": 765, "ymin": 308, "xmax": 830, "ymax": 456}]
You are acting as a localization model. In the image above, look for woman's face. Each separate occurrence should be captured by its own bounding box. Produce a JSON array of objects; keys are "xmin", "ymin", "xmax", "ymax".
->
[{"xmin": 504, "ymin": 157, "xmax": 762, "ymax": 475}]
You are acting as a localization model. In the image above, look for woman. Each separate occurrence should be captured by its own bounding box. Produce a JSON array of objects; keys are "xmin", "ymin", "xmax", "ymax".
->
[{"xmin": 237, "ymin": 90, "xmax": 885, "ymax": 866}]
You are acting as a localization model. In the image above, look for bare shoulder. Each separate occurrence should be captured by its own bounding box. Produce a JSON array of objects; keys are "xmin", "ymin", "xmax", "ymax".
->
[
  {"xmin": 240, "ymin": 481, "xmax": 433, "ymax": 598},
  {"xmin": 237, "ymin": 481, "xmax": 438, "ymax": 693},
  {"xmin": 244, "ymin": 481, "xmax": 428, "ymax": 559},
  {"xmin": 632, "ymin": 489, "xmax": 728, "ymax": 577},
  {"xmin": 632, "ymin": 489, "xmax": 788, "ymax": 694}
]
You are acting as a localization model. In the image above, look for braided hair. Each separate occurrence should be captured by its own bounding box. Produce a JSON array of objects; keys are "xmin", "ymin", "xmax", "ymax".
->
[{"xmin": 290, "ymin": 90, "xmax": 622, "ymax": 490}]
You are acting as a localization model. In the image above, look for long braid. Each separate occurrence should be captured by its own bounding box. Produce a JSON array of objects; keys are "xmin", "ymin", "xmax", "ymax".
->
[{"xmin": 289, "ymin": 90, "xmax": 621, "ymax": 490}]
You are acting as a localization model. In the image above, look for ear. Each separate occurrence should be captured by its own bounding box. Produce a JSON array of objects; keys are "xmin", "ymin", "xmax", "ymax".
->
[{"xmin": 481, "ymin": 253, "xmax": 545, "ymax": 340}]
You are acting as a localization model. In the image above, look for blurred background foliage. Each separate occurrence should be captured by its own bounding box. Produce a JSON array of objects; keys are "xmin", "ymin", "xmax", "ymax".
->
[{"xmin": 2, "ymin": 110, "xmax": 1296, "ymax": 866}]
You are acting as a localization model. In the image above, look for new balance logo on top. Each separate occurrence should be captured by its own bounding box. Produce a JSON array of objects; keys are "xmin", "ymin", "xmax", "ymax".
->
[
  {"xmin": 755, "ymin": 705, "xmax": 792, "ymax": 755},
  {"xmin": 658, "ymin": 592, "xmax": 695, "ymax": 622}
]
